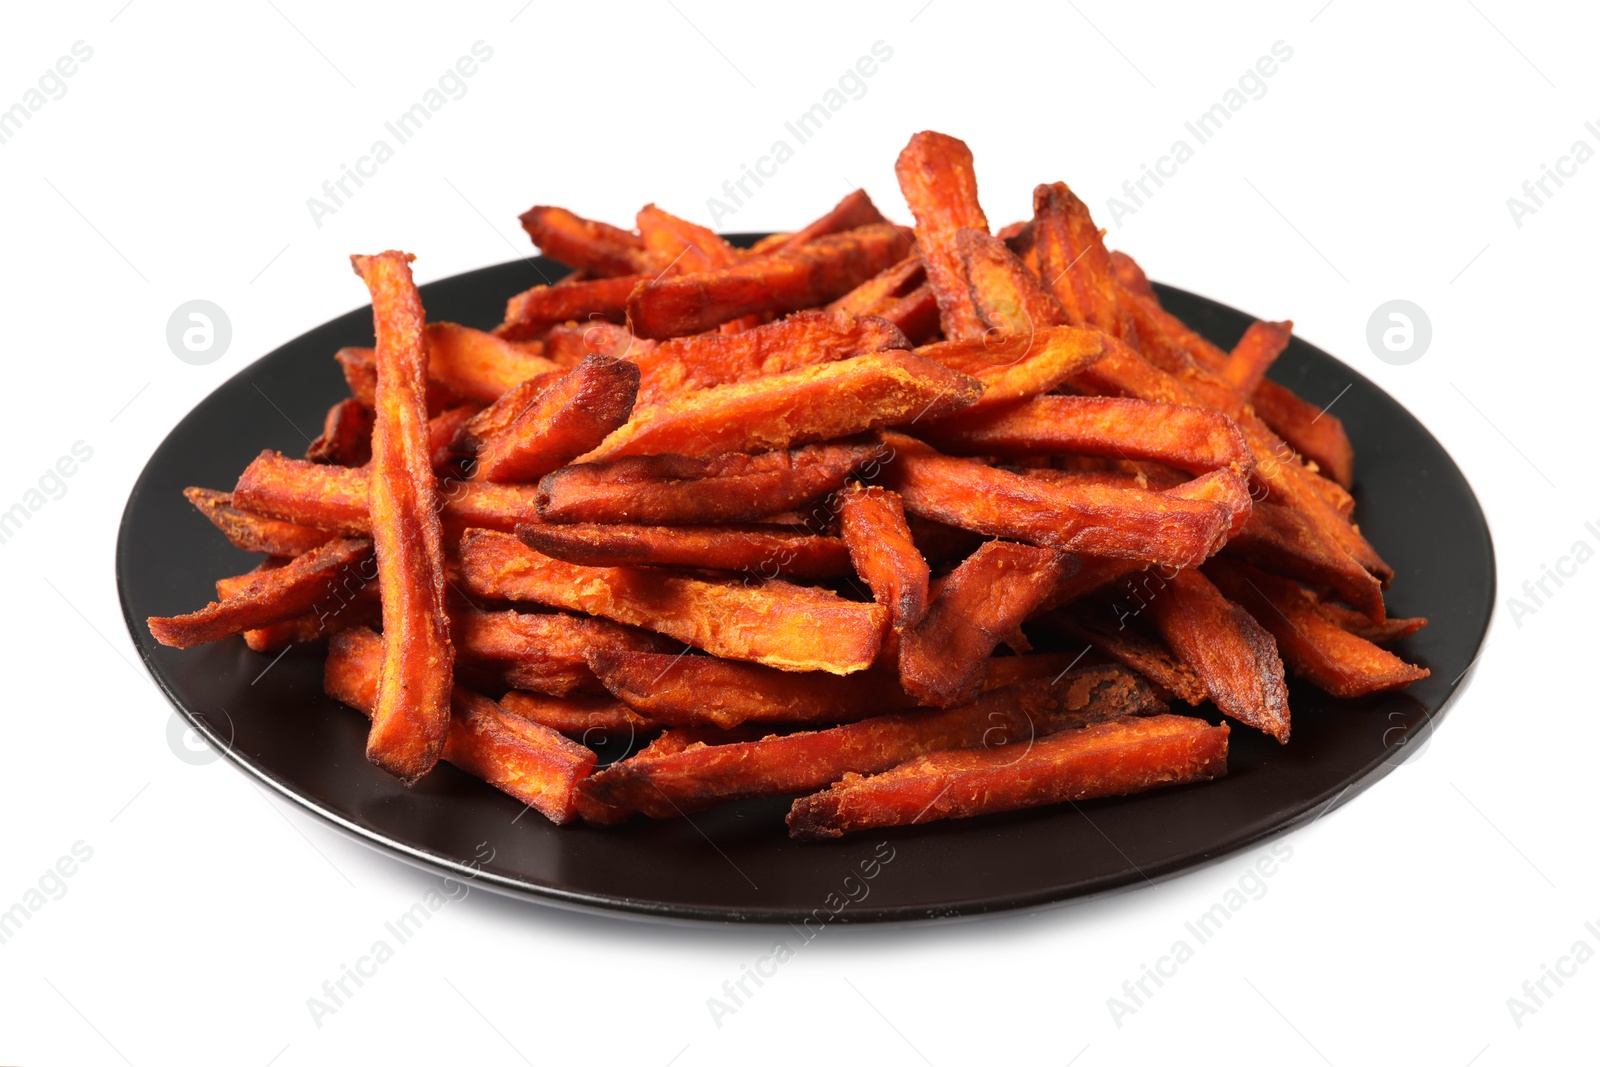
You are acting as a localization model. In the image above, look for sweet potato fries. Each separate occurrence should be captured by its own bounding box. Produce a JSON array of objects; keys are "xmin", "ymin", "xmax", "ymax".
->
[{"xmin": 149, "ymin": 131, "xmax": 1427, "ymax": 840}]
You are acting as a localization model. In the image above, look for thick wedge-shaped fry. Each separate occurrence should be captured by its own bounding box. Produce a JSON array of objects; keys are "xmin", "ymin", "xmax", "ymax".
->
[
  {"xmin": 778, "ymin": 188, "xmax": 889, "ymax": 251},
  {"xmin": 836, "ymin": 484, "xmax": 929, "ymax": 633},
  {"xmin": 912, "ymin": 326, "xmax": 1106, "ymax": 410},
  {"xmin": 1205, "ymin": 559, "xmax": 1429, "ymax": 699},
  {"xmin": 459, "ymin": 529, "xmax": 887, "ymax": 673},
  {"xmin": 518, "ymin": 205, "xmax": 650, "ymax": 277},
  {"xmin": 184, "ymin": 487, "xmax": 335, "ymax": 556},
  {"xmin": 583, "ymin": 352, "xmax": 981, "ymax": 461},
  {"xmin": 325, "ymin": 628, "xmax": 595, "ymax": 822},
  {"xmin": 587, "ymin": 651, "xmax": 920, "ymax": 729},
  {"xmin": 586, "ymin": 668, "xmax": 1155, "ymax": 816},
  {"xmin": 1250, "ymin": 379, "xmax": 1355, "ymax": 489},
  {"xmin": 627, "ymin": 223, "xmax": 911, "ymax": 338},
  {"xmin": 148, "ymin": 537, "xmax": 373, "ymax": 648},
  {"xmin": 1222, "ymin": 320, "xmax": 1292, "ymax": 395},
  {"xmin": 787, "ymin": 713, "xmax": 1228, "ymax": 839},
  {"xmin": 895, "ymin": 131, "xmax": 989, "ymax": 340},
  {"xmin": 926, "ymin": 395, "xmax": 1252, "ymax": 476},
  {"xmin": 898, "ymin": 540, "xmax": 1067, "ymax": 706},
  {"xmin": 352, "ymin": 251, "xmax": 455, "ymax": 781},
  {"xmin": 234, "ymin": 452, "xmax": 541, "ymax": 537},
  {"xmin": 633, "ymin": 309, "xmax": 909, "ymax": 405},
  {"xmin": 307, "ymin": 398, "xmax": 374, "ymax": 466},
  {"xmin": 884, "ymin": 436, "xmax": 1232, "ymax": 568},
  {"xmin": 518, "ymin": 522, "xmax": 851, "ymax": 579},
  {"xmin": 497, "ymin": 689, "xmax": 653, "ymax": 741},
  {"xmin": 1149, "ymin": 567, "xmax": 1289, "ymax": 743},
  {"xmin": 472, "ymin": 354, "xmax": 639, "ymax": 483},
  {"xmin": 497, "ymin": 274, "xmax": 642, "ymax": 342},
  {"xmin": 536, "ymin": 441, "xmax": 878, "ymax": 525},
  {"xmin": 1039, "ymin": 605, "xmax": 1208, "ymax": 705},
  {"xmin": 452, "ymin": 608, "xmax": 675, "ymax": 696}
]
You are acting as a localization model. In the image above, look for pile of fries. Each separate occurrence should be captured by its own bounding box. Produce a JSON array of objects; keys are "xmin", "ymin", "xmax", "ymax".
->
[{"xmin": 149, "ymin": 131, "xmax": 1428, "ymax": 841}]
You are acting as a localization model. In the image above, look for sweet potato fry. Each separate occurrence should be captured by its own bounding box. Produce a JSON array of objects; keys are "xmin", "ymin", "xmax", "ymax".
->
[
  {"xmin": 352, "ymin": 250, "xmax": 455, "ymax": 781},
  {"xmin": 459, "ymin": 529, "xmax": 887, "ymax": 674},
  {"xmin": 147, "ymin": 537, "xmax": 373, "ymax": 648},
  {"xmin": 1205, "ymin": 559, "xmax": 1429, "ymax": 699},
  {"xmin": 453, "ymin": 609, "xmax": 675, "ymax": 696},
  {"xmin": 425, "ymin": 405, "xmax": 479, "ymax": 471},
  {"xmin": 1149, "ymin": 567, "xmax": 1289, "ymax": 742},
  {"xmin": 518, "ymin": 205, "xmax": 650, "ymax": 277},
  {"xmin": 836, "ymin": 484, "xmax": 929, "ymax": 633},
  {"xmin": 637, "ymin": 203, "xmax": 742, "ymax": 274},
  {"xmin": 828, "ymin": 255, "xmax": 923, "ymax": 314},
  {"xmin": 307, "ymin": 398, "xmax": 374, "ymax": 466},
  {"xmin": 184, "ymin": 487, "xmax": 335, "ymax": 556},
  {"xmin": 778, "ymin": 188, "xmax": 890, "ymax": 251},
  {"xmin": 1222, "ymin": 320, "xmax": 1292, "ymax": 396},
  {"xmin": 898, "ymin": 539, "xmax": 1067, "ymax": 706},
  {"xmin": 457, "ymin": 372, "xmax": 558, "ymax": 452},
  {"xmin": 1250, "ymin": 378, "xmax": 1355, "ymax": 489},
  {"xmin": 956, "ymin": 226, "xmax": 1067, "ymax": 342},
  {"xmin": 587, "ymin": 650, "xmax": 919, "ymax": 729},
  {"xmin": 926, "ymin": 395, "xmax": 1252, "ymax": 476},
  {"xmin": 883, "ymin": 436, "xmax": 1232, "ymax": 569},
  {"xmin": 472, "ymin": 354, "xmax": 639, "ymax": 483},
  {"xmin": 626, "ymin": 223, "xmax": 912, "ymax": 339},
  {"xmin": 324, "ymin": 628, "xmax": 595, "ymax": 822},
  {"xmin": 1039, "ymin": 605, "xmax": 1208, "ymax": 705},
  {"xmin": 233, "ymin": 452, "xmax": 541, "ymax": 537},
  {"xmin": 497, "ymin": 274, "xmax": 642, "ymax": 342},
  {"xmin": 632, "ymin": 309, "xmax": 909, "ymax": 405},
  {"xmin": 912, "ymin": 326, "xmax": 1106, "ymax": 410},
  {"xmin": 1032, "ymin": 181, "xmax": 1125, "ymax": 334},
  {"xmin": 535, "ymin": 441, "xmax": 878, "ymax": 525},
  {"xmin": 337, "ymin": 324, "xmax": 557, "ymax": 407},
  {"xmin": 1313, "ymin": 600, "xmax": 1427, "ymax": 643},
  {"xmin": 786, "ymin": 713, "xmax": 1229, "ymax": 839},
  {"xmin": 1224, "ymin": 500, "xmax": 1384, "ymax": 621},
  {"xmin": 1108, "ymin": 249, "xmax": 1155, "ymax": 300},
  {"xmin": 542, "ymin": 320, "xmax": 654, "ymax": 368},
  {"xmin": 497, "ymin": 689, "xmax": 653, "ymax": 741},
  {"xmin": 337, "ymin": 345, "xmax": 463, "ymax": 413},
  {"xmin": 517, "ymin": 522, "xmax": 851, "ymax": 579},
  {"xmin": 586, "ymin": 668, "xmax": 1154, "ymax": 816},
  {"xmin": 895, "ymin": 131, "xmax": 989, "ymax": 340},
  {"xmin": 584, "ymin": 351, "xmax": 980, "ymax": 461}
]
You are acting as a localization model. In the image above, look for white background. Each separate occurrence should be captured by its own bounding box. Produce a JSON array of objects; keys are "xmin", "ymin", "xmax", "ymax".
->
[{"xmin": 2, "ymin": 1, "xmax": 1595, "ymax": 1063}]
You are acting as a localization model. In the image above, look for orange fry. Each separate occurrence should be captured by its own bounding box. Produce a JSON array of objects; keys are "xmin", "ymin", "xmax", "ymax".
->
[
  {"xmin": 147, "ymin": 537, "xmax": 373, "ymax": 648},
  {"xmin": 518, "ymin": 522, "xmax": 851, "ymax": 579},
  {"xmin": 459, "ymin": 529, "xmax": 887, "ymax": 674},
  {"xmin": 898, "ymin": 540, "xmax": 1067, "ymax": 707},
  {"xmin": 535, "ymin": 441, "xmax": 879, "ymax": 525},
  {"xmin": 912, "ymin": 326, "xmax": 1106, "ymax": 410},
  {"xmin": 1149, "ymin": 567, "xmax": 1289, "ymax": 743},
  {"xmin": 183, "ymin": 487, "xmax": 334, "ymax": 557},
  {"xmin": 1250, "ymin": 379, "xmax": 1355, "ymax": 489},
  {"xmin": 1032, "ymin": 181, "xmax": 1124, "ymax": 334},
  {"xmin": 497, "ymin": 273, "xmax": 642, "ymax": 342},
  {"xmin": 307, "ymin": 398, "xmax": 374, "ymax": 467},
  {"xmin": 777, "ymin": 188, "xmax": 889, "ymax": 251},
  {"xmin": 453, "ymin": 609, "xmax": 675, "ymax": 696},
  {"xmin": 894, "ymin": 130, "xmax": 989, "ymax": 340},
  {"xmin": 1205, "ymin": 559, "xmax": 1429, "ymax": 699},
  {"xmin": 627, "ymin": 223, "xmax": 912, "ymax": 339},
  {"xmin": 1039, "ymin": 605, "xmax": 1208, "ymax": 705},
  {"xmin": 472, "ymin": 354, "xmax": 639, "ymax": 483},
  {"xmin": 352, "ymin": 250, "xmax": 454, "ymax": 781},
  {"xmin": 836, "ymin": 484, "xmax": 929, "ymax": 633},
  {"xmin": 787, "ymin": 713, "xmax": 1228, "ymax": 839},
  {"xmin": 637, "ymin": 203, "xmax": 742, "ymax": 274},
  {"xmin": 325, "ymin": 627, "xmax": 595, "ymax": 823},
  {"xmin": 337, "ymin": 323, "xmax": 557, "ymax": 406},
  {"xmin": 518, "ymin": 205, "xmax": 650, "ymax": 277},
  {"xmin": 1222, "ymin": 319, "xmax": 1292, "ymax": 395},
  {"xmin": 497, "ymin": 690, "xmax": 654, "ymax": 742},
  {"xmin": 955, "ymin": 225, "xmax": 1067, "ymax": 342}
]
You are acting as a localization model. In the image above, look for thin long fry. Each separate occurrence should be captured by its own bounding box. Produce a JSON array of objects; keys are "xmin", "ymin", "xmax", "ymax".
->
[
  {"xmin": 786, "ymin": 714, "xmax": 1228, "ymax": 839},
  {"xmin": 497, "ymin": 274, "xmax": 642, "ymax": 342},
  {"xmin": 836, "ymin": 484, "xmax": 929, "ymax": 633},
  {"xmin": 777, "ymin": 188, "xmax": 889, "ymax": 251},
  {"xmin": 1222, "ymin": 319, "xmax": 1292, "ymax": 395},
  {"xmin": 637, "ymin": 203, "xmax": 742, "ymax": 274},
  {"xmin": 459, "ymin": 529, "xmax": 887, "ymax": 674},
  {"xmin": 453, "ymin": 609, "xmax": 675, "ymax": 696},
  {"xmin": 352, "ymin": 250, "xmax": 454, "ymax": 781},
  {"xmin": 337, "ymin": 324, "xmax": 557, "ymax": 406},
  {"xmin": 518, "ymin": 205, "xmax": 650, "ymax": 277},
  {"xmin": 307, "ymin": 398, "xmax": 374, "ymax": 466},
  {"xmin": 184, "ymin": 487, "xmax": 334, "ymax": 556},
  {"xmin": 1039, "ymin": 605, "xmax": 1208, "ymax": 705},
  {"xmin": 911, "ymin": 326, "xmax": 1106, "ymax": 410},
  {"xmin": 895, "ymin": 130, "xmax": 989, "ymax": 340},
  {"xmin": 518, "ymin": 522, "xmax": 851, "ymax": 579},
  {"xmin": 325, "ymin": 628, "xmax": 595, "ymax": 822},
  {"xmin": 497, "ymin": 690, "xmax": 654, "ymax": 741}
]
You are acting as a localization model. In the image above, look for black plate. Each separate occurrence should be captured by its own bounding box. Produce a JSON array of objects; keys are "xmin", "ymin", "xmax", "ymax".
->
[{"xmin": 116, "ymin": 243, "xmax": 1494, "ymax": 924}]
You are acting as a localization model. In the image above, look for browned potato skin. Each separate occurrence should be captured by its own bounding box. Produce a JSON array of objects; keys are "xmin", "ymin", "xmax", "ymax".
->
[
  {"xmin": 324, "ymin": 628, "xmax": 596, "ymax": 823},
  {"xmin": 459, "ymin": 529, "xmax": 887, "ymax": 675},
  {"xmin": 519, "ymin": 522, "xmax": 852, "ymax": 580},
  {"xmin": 472, "ymin": 354, "xmax": 640, "ymax": 484},
  {"xmin": 837, "ymin": 484, "xmax": 928, "ymax": 634},
  {"xmin": 787, "ymin": 714, "xmax": 1228, "ymax": 840},
  {"xmin": 1149, "ymin": 567, "xmax": 1290, "ymax": 744},
  {"xmin": 626, "ymin": 223, "xmax": 912, "ymax": 339},
  {"xmin": 897, "ymin": 540, "xmax": 1067, "ymax": 708},
  {"xmin": 352, "ymin": 251, "xmax": 455, "ymax": 782},
  {"xmin": 535, "ymin": 442, "xmax": 880, "ymax": 526}
]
